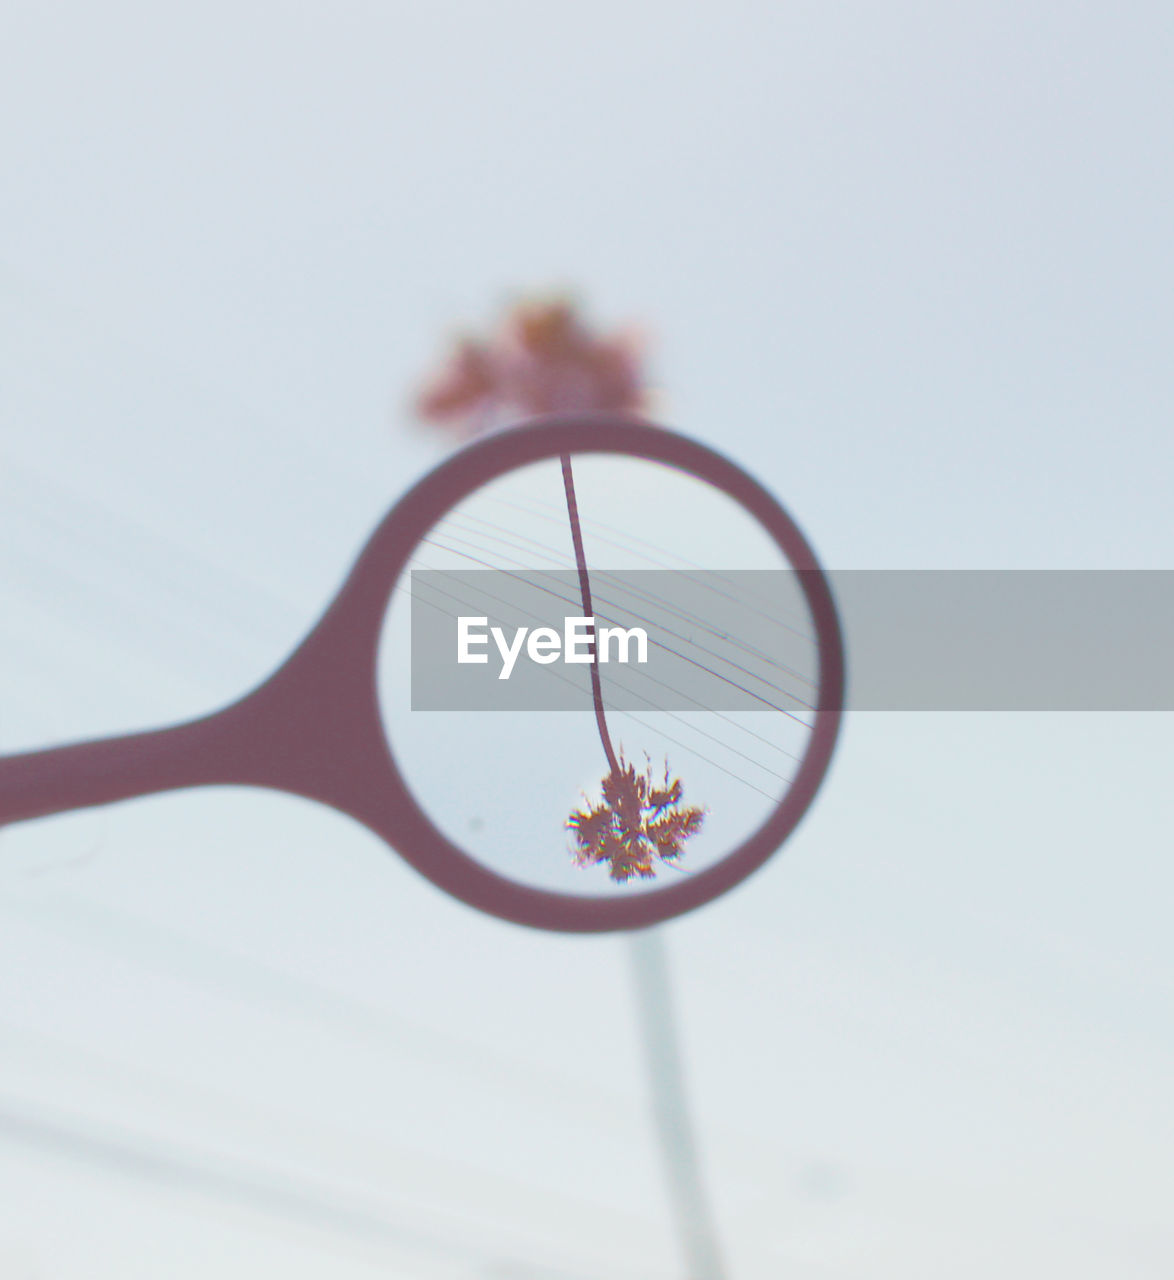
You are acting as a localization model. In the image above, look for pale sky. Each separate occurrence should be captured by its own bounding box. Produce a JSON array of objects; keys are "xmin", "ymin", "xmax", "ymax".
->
[{"xmin": 1, "ymin": 2, "xmax": 1172, "ymax": 1277}]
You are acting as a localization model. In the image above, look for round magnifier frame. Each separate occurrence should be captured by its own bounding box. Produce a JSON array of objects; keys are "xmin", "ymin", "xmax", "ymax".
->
[{"xmin": 368, "ymin": 413, "xmax": 844, "ymax": 932}]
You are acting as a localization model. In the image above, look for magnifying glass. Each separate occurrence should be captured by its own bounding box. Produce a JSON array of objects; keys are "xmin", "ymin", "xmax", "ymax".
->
[{"xmin": 0, "ymin": 415, "xmax": 844, "ymax": 931}]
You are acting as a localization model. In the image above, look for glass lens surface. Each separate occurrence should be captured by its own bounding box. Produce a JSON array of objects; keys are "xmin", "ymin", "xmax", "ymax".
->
[{"xmin": 378, "ymin": 452, "xmax": 821, "ymax": 896}]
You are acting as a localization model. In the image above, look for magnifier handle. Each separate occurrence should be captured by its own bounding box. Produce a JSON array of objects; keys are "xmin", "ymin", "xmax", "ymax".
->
[
  {"xmin": 0, "ymin": 713, "xmax": 241, "ymax": 829},
  {"xmin": 0, "ymin": 659, "xmax": 402, "ymax": 840}
]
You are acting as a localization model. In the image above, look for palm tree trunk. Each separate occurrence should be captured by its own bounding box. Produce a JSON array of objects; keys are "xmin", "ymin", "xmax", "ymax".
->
[
  {"xmin": 559, "ymin": 452, "xmax": 620, "ymax": 776},
  {"xmin": 629, "ymin": 930, "xmax": 726, "ymax": 1280}
]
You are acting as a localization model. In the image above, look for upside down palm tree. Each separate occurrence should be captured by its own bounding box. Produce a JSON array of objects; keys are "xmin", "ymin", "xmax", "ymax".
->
[{"xmin": 415, "ymin": 296, "xmax": 707, "ymax": 883}]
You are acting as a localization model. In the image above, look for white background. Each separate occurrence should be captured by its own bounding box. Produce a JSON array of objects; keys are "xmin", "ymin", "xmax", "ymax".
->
[{"xmin": 1, "ymin": 2, "xmax": 1172, "ymax": 1276}]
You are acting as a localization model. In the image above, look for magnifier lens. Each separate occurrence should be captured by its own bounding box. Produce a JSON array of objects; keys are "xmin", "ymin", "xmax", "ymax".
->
[{"xmin": 377, "ymin": 451, "xmax": 821, "ymax": 897}]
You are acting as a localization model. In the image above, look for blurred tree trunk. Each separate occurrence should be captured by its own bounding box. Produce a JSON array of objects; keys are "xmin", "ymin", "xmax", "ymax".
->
[{"xmin": 629, "ymin": 929, "xmax": 726, "ymax": 1280}]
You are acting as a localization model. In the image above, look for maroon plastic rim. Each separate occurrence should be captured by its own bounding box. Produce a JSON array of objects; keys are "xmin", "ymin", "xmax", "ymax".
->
[{"xmin": 340, "ymin": 413, "xmax": 844, "ymax": 932}]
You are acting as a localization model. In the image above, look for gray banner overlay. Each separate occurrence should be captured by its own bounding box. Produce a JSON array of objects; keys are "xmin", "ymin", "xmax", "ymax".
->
[{"xmin": 409, "ymin": 570, "xmax": 1174, "ymax": 711}]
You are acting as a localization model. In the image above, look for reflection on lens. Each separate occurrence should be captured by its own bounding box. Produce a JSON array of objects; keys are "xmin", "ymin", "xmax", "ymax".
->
[{"xmin": 378, "ymin": 452, "xmax": 821, "ymax": 897}]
